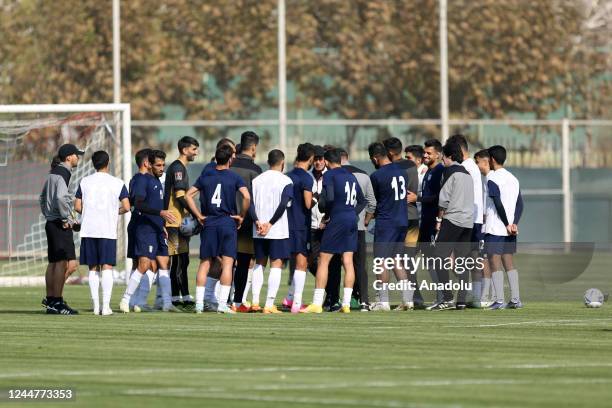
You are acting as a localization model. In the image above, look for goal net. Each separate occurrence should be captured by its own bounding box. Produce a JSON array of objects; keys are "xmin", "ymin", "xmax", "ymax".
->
[{"xmin": 0, "ymin": 104, "xmax": 131, "ymax": 285}]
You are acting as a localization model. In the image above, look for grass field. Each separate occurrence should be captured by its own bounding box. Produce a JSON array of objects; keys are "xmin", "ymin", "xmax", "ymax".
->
[{"xmin": 1, "ymin": 282, "xmax": 612, "ymax": 408}]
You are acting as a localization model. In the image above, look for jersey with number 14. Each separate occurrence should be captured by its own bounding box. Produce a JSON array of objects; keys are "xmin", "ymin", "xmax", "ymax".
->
[
  {"xmin": 192, "ymin": 168, "xmax": 246, "ymax": 228},
  {"xmin": 370, "ymin": 162, "xmax": 409, "ymax": 228}
]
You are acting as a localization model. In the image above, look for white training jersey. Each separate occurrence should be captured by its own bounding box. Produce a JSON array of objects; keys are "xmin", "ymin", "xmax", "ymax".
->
[
  {"xmin": 252, "ymin": 170, "xmax": 293, "ymax": 239},
  {"xmin": 462, "ymin": 157, "xmax": 484, "ymax": 224},
  {"xmin": 310, "ymin": 168, "xmax": 326, "ymax": 229},
  {"xmin": 484, "ymin": 168, "xmax": 520, "ymax": 236},
  {"xmin": 77, "ymin": 172, "xmax": 128, "ymax": 239}
]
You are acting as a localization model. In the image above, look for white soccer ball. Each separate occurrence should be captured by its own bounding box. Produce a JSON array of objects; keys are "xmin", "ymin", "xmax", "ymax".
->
[
  {"xmin": 179, "ymin": 216, "xmax": 201, "ymax": 237},
  {"xmin": 584, "ymin": 288, "xmax": 604, "ymax": 308}
]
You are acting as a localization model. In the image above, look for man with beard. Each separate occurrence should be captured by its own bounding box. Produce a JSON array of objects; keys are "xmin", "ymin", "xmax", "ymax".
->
[{"xmin": 164, "ymin": 136, "xmax": 200, "ymax": 310}]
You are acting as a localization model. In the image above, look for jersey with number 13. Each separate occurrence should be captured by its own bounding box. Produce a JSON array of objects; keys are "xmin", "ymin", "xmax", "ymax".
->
[
  {"xmin": 192, "ymin": 167, "xmax": 246, "ymax": 228},
  {"xmin": 370, "ymin": 162, "xmax": 409, "ymax": 228}
]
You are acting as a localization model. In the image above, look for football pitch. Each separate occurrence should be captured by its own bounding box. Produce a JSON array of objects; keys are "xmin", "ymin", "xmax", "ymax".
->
[{"xmin": 1, "ymin": 285, "xmax": 611, "ymax": 408}]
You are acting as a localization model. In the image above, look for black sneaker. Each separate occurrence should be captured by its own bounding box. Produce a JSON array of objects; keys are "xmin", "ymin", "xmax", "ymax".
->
[
  {"xmin": 41, "ymin": 297, "xmax": 48, "ymax": 308},
  {"xmin": 426, "ymin": 301, "xmax": 455, "ymax": 311},
  {"xmin": 455, "ymin": 303, "xmax": 467, "ymax": 310},
  {"xmin": 181, "ymin": 300, "xmax": 195, "ymax": 312},
  {"xmin": 359, "ymin": 302, "xmax": 370, "ymax": 312},
  {"xmin": 45, "ymin": 300, "xmax": 60, "ymax": 314},
  {"xmin": 56, "ymin": 301, "xmax": 79, "ymax": 315},
  {"xmin": 329, "ymin": 301, "xmax": 342, "ymax": 312},
  {"xmin": 172, "ymin": 300, "xmax": 184, "ymax": 308},
  {"xmin": 413, "ymin": 302, "xmax": 427, "ymax": 310}
]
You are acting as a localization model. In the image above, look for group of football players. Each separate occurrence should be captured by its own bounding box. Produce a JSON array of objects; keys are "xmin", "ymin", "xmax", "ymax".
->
[{"xmin": 41, "ymin": 130, "xmax": 523, "ymax": 315}]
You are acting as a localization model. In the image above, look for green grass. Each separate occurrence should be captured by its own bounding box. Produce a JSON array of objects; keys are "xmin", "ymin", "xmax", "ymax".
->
[{"xmin": 1, "ymin": 284, "xmax": 612, "ymax": 408}]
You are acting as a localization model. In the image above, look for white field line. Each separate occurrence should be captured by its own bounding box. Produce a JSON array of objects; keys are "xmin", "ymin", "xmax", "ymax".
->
[
  {"xmin": 2, "ymin": 362, "xmax": 612, "ymax": 380},
  {"xmin": 446, "ymin": 318, "xmax": 612, "ymax": 328}
]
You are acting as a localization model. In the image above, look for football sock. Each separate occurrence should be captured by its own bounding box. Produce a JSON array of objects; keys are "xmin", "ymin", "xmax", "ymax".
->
[
  {"xmin": 312, "ymin": 288, "xmax": 325, "ymax": 306},
  {"xmin": 170, "ymin": 254, "xmax": 180, "ymax": 299},
  {"xmin": 292, "ymin": 270, "xmax": 307, "ymax": 308},
  {"xmin": 101, "ymin": 269, "xmax": 113, "ymax": 310},
  {"xmin": 195, "ymin": 286, "xmax": 205, "ymax": 309},
  {"xmin": 251, "ymin": 264, "xmax": 264, "ymax": 305},
  {"xmin": 507, "ymin": 269, "xmax": 520, "ymax": 302},
  {"xmin": 342, "ymin": 287, "xmax": 353, "ymax": 307},
  {"xmin": 218, "ymin": 285, "xmax": 231, "ymax": 309},
  {"xmin": 265, "ymin": 267, "xmax": 282, "ymax": 308},
  {"xmin": 204, "ymin": 277, "xmax": 219, "ymax": 303},
  {"xmin": 481, "ymin": 277, "xmax": 492, "ymax": 302},
  {"xmin": 158, "ymin": 269, "xmax": 172, "ymax": 306},
  {"xmin": 88, "ymin": 270, "xmax": 100, "ymax": 311},
  {"xmin": 379, "ymin": 287, "xmax": 390, "ymax": 306},
  {"xmin": 428, "ymin": 268, "xmax": 443, "ymax": 302},
  {"xmin": 286, "ymin": 276, "xmax": 295, "ymax": 302},
  {"xmin": 242, "ymin": 268, "xmax": 253, "ymax": 304},
  {"xmin": 123, "ymin": 270, "xmax": 143, "ymax": 303},
  {"xmin": 179, "ymin": 252, "xmax": 190, "ymax": 297},
  {"xmin": 492, "ymin": 270, "xmax": 505, "ymax": 303},
  {"xmin": 399, "ymin": 279, "xmax": 414, "ymax": 304},
  {"xmin": 472, "ymin": 280, "xmax": 482, "ymax": 303}
]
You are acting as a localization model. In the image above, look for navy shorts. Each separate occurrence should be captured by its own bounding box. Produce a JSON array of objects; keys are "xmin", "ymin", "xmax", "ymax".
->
[
  {"xmin": 289, "ymin": 229, "xmax": 310, "ymax": 256},
  {"xmin": 485, "ymin": 234, "xmax": 517, "ymax": 255},
  {"xmin": 80, "ymin": 237, "xmax": 117, "ymax": 266},
  {"xmin": 134, "ymin": 228, "xmax": 168, "ymax": 260},
  {"xmin": 254, "ymin": 238, "xmax": 290, "ymax": 260},
  {"xmin": 320, "ymin": 219, "xmax": 357, "ymax": 254},
  {"xmin": 374, "ymin": 225, "xmax": 409, "ymax": 258},
  {"xmin": 200, "ymin": 226, "xmax": 237, "ymax": 259}
]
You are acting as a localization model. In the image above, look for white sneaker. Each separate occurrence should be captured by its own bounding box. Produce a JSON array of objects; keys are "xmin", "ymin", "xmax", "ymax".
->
[
  {"xmin": 217, "ymin": 304, "xmax": 236, "ymax": 314},
  {"xmin": 370, "ymin": 302, "xmax": 391, "ymax": 311},
  {"xmin": 101, "ymin": 307, "xmax": 113, "ymax": 316},
  {"xmin": 162, "ymin": 303, "xmax": 182, "ymax": 312},
  {"xmin": 480, "ymin": 299, "xmax": 494, "ymax": 308},
  {"xmin": 119, "ymin": 299, "xmax": 130, "ymax": 313},
  {"xmin": 134, "ymin": 304, "xmax": 154, "ymax": 313},
  {"xmin": 93, "ymin": 306, "xmax": 100, "ymax": 315},
  {"xmin": 195, "ymin": 303, "xmax": 204, "ymax": 314},
  {"xmin": 393, "ymin": 302, "xmax": 414, "ymax": 311}
]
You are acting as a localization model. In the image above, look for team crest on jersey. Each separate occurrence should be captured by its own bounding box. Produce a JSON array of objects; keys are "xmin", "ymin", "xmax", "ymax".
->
[{"xmin": 175, "ymin": 172, "xmax": 183, "ymax": 181}]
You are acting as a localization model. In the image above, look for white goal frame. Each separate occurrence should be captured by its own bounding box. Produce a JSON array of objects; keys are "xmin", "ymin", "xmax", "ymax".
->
[{"xmin": 0, "ymin": 103, "xmax": 132, "ymax": 279}]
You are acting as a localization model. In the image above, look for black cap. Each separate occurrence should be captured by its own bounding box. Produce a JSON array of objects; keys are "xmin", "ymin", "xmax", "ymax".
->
[
  {"xmin": 313, "ymin": 145, "xmax": 325, "ymax": 158},
  {"xmin": 58, "ymin": 144, "xmax": 85, "ymax": 161}
]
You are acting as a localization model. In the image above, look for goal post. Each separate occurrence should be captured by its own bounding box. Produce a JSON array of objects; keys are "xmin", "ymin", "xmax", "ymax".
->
[{"xmin": 0, "ymin": 103, "xmax": 132, "ymax": 284}]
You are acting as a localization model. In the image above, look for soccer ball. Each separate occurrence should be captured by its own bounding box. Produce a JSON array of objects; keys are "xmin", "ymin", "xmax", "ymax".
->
[
  {"xmin": 179, "ymin": 216, "xmax": 201, "ymax": 237},
  {"xmin": 584, "ymin": 288, "xmax": 604, "ymax": 308}
]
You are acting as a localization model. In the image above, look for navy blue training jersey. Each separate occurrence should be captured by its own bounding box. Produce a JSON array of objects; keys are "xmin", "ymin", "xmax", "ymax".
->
[
  {"xmin": 322, "ymin": 167, "xmax": 364, "ymax": 220},
  {"xmin": 287, "ymin": 167, "xmax": 313, "ymax": 231},
  {"xmin": 131, "ymin": 173, "xmax": 165, "ymax": 232},
  {"xmin": 193, "ymin": 167, "xmax": 246, "ymax": 228},
  {"xmin": 421, "ymin": 163, "xmax": 444, "ymax": 220},
  {"xmin": 369, "ymin": 162, "xmax": 409, "ymax": 228}
]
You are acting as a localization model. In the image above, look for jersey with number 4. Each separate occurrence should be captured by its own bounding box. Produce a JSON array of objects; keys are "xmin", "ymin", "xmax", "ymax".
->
[
  {"xmin": 322, "ymin": 167, "xmax": 363, "ymax": 221},
  {"xmin": 193, "ymin": 168, "xmax": 246, "ymax": 228},
  {"xmin": 370, "ymin": 162, "xmax": 409, "ymax": 228}
]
